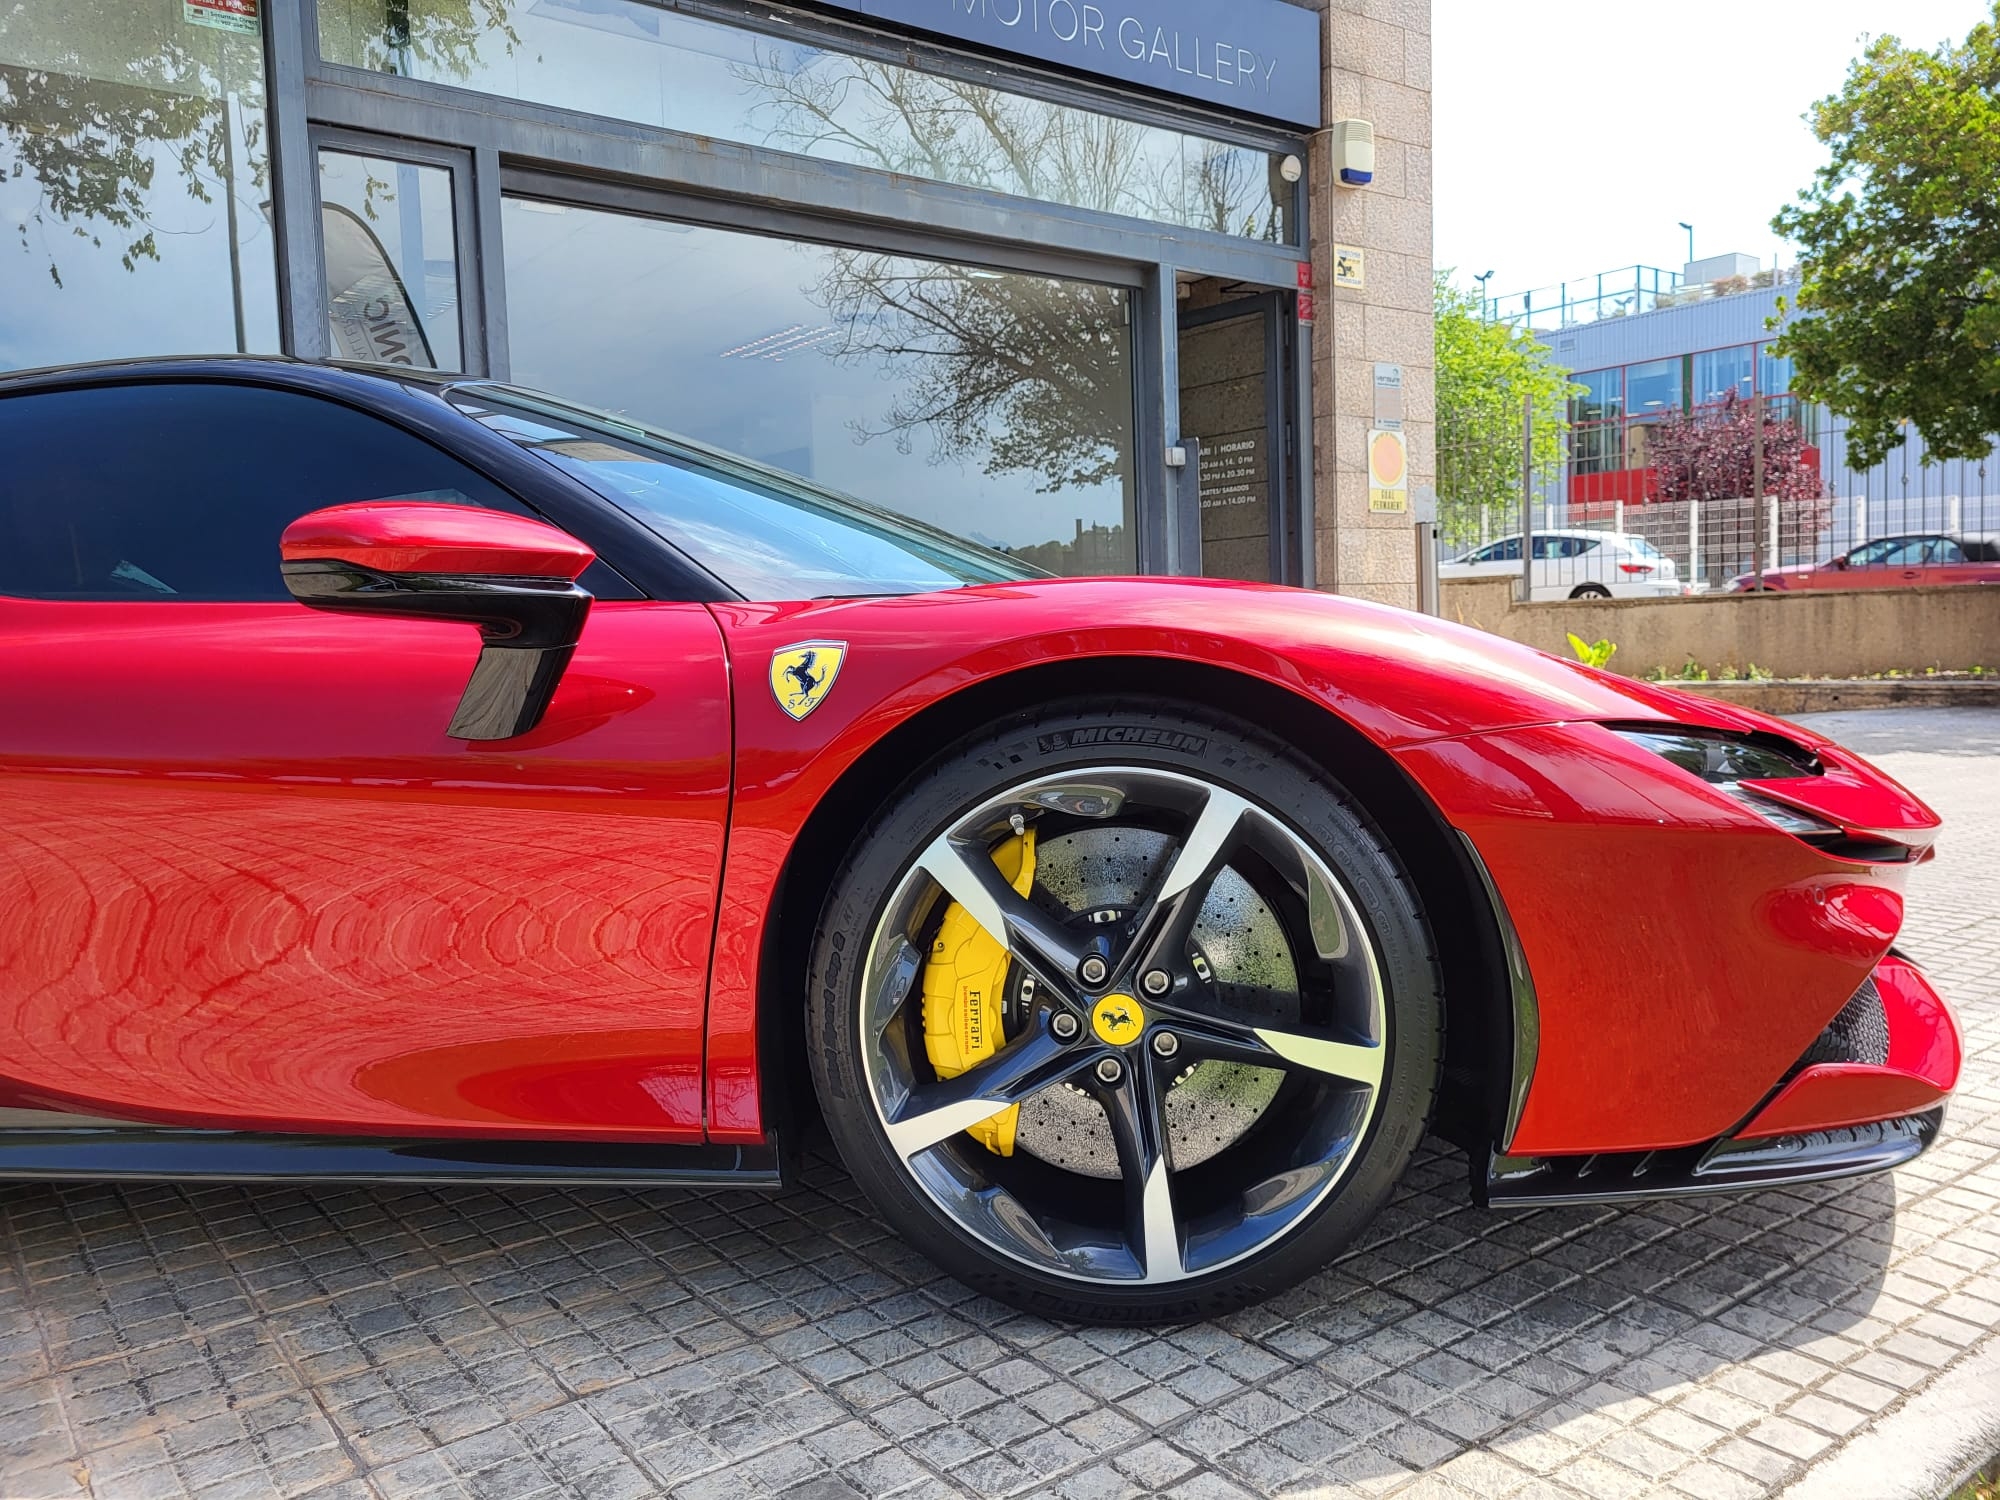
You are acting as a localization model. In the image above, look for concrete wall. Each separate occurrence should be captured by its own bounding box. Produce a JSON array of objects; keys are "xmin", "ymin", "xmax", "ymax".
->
[
  {"xmin": 1303, "ymin": 0, "xmax": 1433, "ymax": 610},
  {"xmin": 1442, "ymin": 578, "xmax": 2000, "ymax": 679}
]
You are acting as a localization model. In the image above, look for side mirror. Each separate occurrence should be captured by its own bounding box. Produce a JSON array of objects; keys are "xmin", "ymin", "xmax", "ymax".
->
[
  {"xmin": 1832, "ymin": 554, "xmax": 1850, "ymax": 570},
  {"xmin": 281, "ymin": 502, "xmax": 595, "ymax": 741}
]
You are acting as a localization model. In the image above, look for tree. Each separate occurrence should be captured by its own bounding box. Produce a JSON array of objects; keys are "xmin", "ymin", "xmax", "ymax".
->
[
  {"xmin": 1771, "ymin": 8, "xmax": 2000, "ymax": 467},
  {"xmin": 1647, "ymin": 393, "xmax": 1826, "ymax": 503},
  {"xmin": 1433, "ymin": 274, "xmax": 1576, "ymax": 547}
]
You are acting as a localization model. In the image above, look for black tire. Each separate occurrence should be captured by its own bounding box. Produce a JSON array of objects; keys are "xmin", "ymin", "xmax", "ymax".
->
[
  {"xmin": 1569, "ymin": 583, "xmax": 1612, "ymax": 599},
  {"xmin": 805, "ymin": 699, "xmax": 1443, "ymax": 1323}
]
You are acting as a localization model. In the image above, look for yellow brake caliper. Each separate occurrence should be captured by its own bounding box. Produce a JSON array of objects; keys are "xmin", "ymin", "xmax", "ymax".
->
[{"xmin": 920, "ymin": 829, "xmax": 1037, "ymax": 1156}]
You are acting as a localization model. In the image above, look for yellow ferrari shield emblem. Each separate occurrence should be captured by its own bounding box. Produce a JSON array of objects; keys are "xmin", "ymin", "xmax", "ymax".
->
[
  {"xmin": 770, "ymin": 641, "xmax": 847, "ymax": 720},
  {"xmin": 1092, "ymin": 994, "xmax": 1145, "ymax": 1046}
]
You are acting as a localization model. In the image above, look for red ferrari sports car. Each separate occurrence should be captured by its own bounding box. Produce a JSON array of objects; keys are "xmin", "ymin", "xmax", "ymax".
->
[{"xmin": 0, "ymin": 360, "xmax": 1961, "ymax": 1322}]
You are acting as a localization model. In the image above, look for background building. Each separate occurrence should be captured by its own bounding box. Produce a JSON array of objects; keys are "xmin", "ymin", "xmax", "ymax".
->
[
  {"xmin": 0, "ymin": 0, "xmax": 1435, "ymax": 608},
  {"xmin": 1491, "ymin": 255, "xmax": 2000, "ymax": 584}
]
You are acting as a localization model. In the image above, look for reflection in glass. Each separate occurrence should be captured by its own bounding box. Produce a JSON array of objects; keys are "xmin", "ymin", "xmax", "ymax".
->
[
  {"xmin": 458, "ymin": 392, "xmax": 1042, "ymax": 600},
  {"xmin": 0, "ymin": 0, "xmax": 280, "ymax": 371},
  {"xmin": 1626, "ymin": 357, "xmax": 1683, "ymax": 419},
  {"xmin": 1692, "ymin": 345, "xmax": 1753, "ymax": 406},
  {"xmin": 1757, "ymin": 343, "xmax": 1795, "ymax": 398},
  {"xmin": 1568, "ymin": 368, "xmax": 1624, "ymax": 475},
  {"xmin": 317, "ymin": 0, "xmax": 1292, "ymax": 243},
  {"xmin": 500, "ymin": 200, "xmax": 1136, "ymax": 577},
  {"xmin": 318, "ymin": 150, "xmax": 462, "ymax": 369}
]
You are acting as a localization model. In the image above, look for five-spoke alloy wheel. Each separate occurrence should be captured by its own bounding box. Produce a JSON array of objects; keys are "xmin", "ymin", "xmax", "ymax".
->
[{"xmin": 808, "ymin": 703, "xmax": 1442, "ymax": 1322}]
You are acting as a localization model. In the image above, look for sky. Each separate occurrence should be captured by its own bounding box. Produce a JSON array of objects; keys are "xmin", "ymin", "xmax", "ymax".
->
[{"xmin": 1432, "ymin": 0, "xmax": 1994, "ymax": 302}]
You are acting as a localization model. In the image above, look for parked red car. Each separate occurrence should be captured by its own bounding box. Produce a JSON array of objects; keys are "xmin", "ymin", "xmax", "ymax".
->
[
  {"xmin": 1733, "ymin": 531, "xmax": 2000, "ymax": 591},
  {"xmin": 0, "ymin": 359, "xmax": 1962, "ymax": 1322}
]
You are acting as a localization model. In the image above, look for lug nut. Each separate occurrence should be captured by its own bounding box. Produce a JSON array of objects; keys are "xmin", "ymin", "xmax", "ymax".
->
[
  {"xmin": 1051, "ymin": 1012, "xmax": 1081, "ymax": 1042},
  {"xmin": 1095, "ymin": 1057, "xmax": 1124, "ymax": 1085},
  {"xmin": 1141, "ymin": 969, "xmax": 1171, "ymax": 997},
  {"xmin": 1152, "ymin": 1031, "xmax": 1180, "ymax": 1059},
  {"xmin": 1079, "ymin": 955, "xmax": 1109, "ymax": 986}
]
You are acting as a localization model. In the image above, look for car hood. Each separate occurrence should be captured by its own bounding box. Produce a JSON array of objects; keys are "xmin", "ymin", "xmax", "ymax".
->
[{"xmin": 729, "ymin": 576, "xmax": 1756, "ymax": 749}]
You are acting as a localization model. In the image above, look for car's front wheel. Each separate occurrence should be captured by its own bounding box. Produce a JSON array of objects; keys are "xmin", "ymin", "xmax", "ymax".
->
[{"xmin": 806, "ymin": 701, "xmax": 1443, "ymax": 1322}]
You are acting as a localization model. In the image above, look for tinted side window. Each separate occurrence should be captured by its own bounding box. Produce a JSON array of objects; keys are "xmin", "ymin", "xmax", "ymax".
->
[{"xmin": 0, "ymin": 383, "xmax": 522, "ymax": 602}]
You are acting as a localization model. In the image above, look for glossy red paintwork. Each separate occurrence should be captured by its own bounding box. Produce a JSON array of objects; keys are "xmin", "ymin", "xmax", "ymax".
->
[
  {"xmin": 1394, "ymin": 718, "xmax": 1934, "ymax": 1154},
  {"xmin": 699, "ymin": 580, "xmax": 1730, "ymax": 1138},
  {"xmin": 691, "ymin": 577, "xmax": 1948, "ymax": 1147},
  {"xmin": 1737, "ymin": 953, "xmax": 1961, "ymax": 1139},
  {"xmin": 2, "ymin": 569, "xmax": 1955, "ymax": 1158},
  {"xmin": 280, "ymin": 502, "xmax": 597, "ymax": 579},
  {"xmin": 0, "ymin": 598, "xmax": 728, "ymax": 1140}
]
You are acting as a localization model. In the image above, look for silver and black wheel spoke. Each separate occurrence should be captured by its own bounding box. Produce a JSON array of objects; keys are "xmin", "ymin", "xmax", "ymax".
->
[
  {"xmin": 881, "ymin": 1025, "xmax": 1087, "ymax": 1160},
  {"xmin": 1097, "ymin": 1056, "xmax": 1183, "ymax": 1281},
  {"xmin": 1149, "ymin": 1006, "xmax": 1385, "ymax": 1091},
  {"xmin": 1121, "ymin": 786, "xmax": 1252, "ymax": 988},
  {"xmin": 916, "ymin": 831, "xmax": 1092, "ymax": 989}
]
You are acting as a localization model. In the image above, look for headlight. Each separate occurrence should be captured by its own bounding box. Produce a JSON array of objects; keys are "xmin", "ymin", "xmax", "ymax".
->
[{"xmin": 1614, "ymin": 728, "xmax": 1840, "ymax": 837}]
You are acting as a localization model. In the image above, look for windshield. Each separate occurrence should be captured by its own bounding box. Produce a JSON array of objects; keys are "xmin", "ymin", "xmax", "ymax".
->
[
  {"xmin": 1623, "ymin": 535, "xmax": 1665, "ymax": 560},
  {"xmin": 451, "ymin": 385, "xmax": 1046, "ymax": 600}
]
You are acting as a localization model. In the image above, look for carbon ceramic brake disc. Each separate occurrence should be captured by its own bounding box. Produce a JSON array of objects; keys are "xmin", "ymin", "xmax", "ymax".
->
[{"xmin": 1011, "ymin": 826, "xmax": 1295, "ymax": 1179}]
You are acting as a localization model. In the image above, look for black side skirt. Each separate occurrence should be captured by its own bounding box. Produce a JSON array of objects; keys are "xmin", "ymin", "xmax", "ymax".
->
[
  {"xmin": 1478, "ymin": 1108, "xmax": 1942, "ymax": 1208},
  {"xmin": 0, "ymin": 1129, "xmax": 784, "ymax": 1188}
]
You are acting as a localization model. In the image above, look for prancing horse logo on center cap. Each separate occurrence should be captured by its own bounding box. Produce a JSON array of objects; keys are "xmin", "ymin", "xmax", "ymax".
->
[
  {"xmin": 1092, "ymin": 994, "xmax": 1145, "ymax": 1046},
  {"xmin": 769, "ymin": 641, "xmax": 847, "ymax": 720}
]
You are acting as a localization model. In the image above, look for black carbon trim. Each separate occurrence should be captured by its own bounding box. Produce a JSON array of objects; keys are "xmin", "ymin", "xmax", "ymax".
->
[
  {"xmin": 0, "ymin": 1130, "xmax": 784, "ymax": 1187},
  {"xmin": 1457, "ymin": 832, "xmax": 1539, "ymax": 1153},
  {"xmin": 1793, "ymin": 977, "xmax": 1892, "ymax": 1073},
  {"xmin": 1478, "ymin": 1107, "xmax": 1941, "ymax": 1208}
]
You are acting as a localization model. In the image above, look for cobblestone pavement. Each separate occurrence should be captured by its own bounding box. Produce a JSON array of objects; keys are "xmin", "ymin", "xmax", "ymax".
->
[{"xmin": 3, "ymin": 708, "xmax": 1996, "ymax": 1500}]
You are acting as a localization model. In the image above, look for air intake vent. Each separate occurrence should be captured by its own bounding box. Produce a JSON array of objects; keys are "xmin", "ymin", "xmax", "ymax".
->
[{"xmin": 1794, "ymin": 977, "xmax": 1891, "ymax": 1072}]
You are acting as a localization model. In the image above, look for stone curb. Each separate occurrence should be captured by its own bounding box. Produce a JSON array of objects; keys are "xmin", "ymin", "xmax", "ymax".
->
[
  {"xmin": 1668, "ymin": 678, "xmax": 2000, "ymax": 715},
  {"xmin": 1775, "ymin": 1337, "xmax": 2000, "ymax": 1500}
]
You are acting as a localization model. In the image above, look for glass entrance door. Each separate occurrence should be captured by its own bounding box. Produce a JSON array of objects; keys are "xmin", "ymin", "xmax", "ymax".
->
[{"xmin": 1178, "ymin": 289, "xmax": 1296, "ymax": 583}]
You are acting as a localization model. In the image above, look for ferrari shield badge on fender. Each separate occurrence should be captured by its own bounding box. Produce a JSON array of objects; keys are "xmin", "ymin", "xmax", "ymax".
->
[{"xmin": 770, "ymin": 641, "xmax": 848, "ymax": 720}]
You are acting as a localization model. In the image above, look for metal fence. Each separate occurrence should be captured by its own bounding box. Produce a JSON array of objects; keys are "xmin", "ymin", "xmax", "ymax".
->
[{"xmin": 1437, "ymin": 393, "xmax": 2000, "ymax": 600}]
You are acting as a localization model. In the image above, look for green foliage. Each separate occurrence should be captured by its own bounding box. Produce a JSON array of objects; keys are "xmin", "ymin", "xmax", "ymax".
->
[
  {"xmin": 1565, "ymin": 633, "xmax": 1618, "ymax": 670},
  {"xmin": 1435, "ymin": 274, "xmax": 1579, "ymax": 546},
  {"xmin": 1772, "ymin": 8, "xmax": 2000, "ymax": 467}
]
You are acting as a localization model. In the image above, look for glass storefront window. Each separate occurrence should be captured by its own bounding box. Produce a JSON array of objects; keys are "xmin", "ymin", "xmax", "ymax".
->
[
  {"xmin": 318, "ymin": 149, "xmax": 463, "ymax": 370},
  {"xmin": 1692, "ymin": 345, "xmax": 1753, "ymax": 406},
  {"xmin": 1626, "ymin": 357, "xmax": 1683, "ymax": 420},
  {"xmin": 0, "ymin": 0, "xmax": 280, "ymax": 372},
  {"xmin": 317, "ymin": 0, "xmax": 1293, "ymax": 244},
  {"xmin": 498, "ymin": 199, "xmax": 1136, "ymax": 577}
]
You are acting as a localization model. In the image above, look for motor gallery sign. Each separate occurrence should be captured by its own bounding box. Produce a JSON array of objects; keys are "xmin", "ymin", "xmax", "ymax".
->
[{"xmin": 813, "ymin": 0, "xmax": 1323, "ymax": 127}]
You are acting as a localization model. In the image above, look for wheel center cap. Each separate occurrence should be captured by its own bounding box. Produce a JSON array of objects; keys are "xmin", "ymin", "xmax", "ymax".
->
[{"xmin": 1091, "ymin": 994, "xmax": 1146, "ymax": 1046}]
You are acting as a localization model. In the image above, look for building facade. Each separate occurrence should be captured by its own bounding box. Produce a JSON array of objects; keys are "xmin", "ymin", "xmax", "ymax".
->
[
  {"xmin": 1, "ymin": 0, "xmax": 1434, "ymax": 608},
  {"xmin": 1531, "ymin": 260, "xmax": 1998, "ymax": 563}
]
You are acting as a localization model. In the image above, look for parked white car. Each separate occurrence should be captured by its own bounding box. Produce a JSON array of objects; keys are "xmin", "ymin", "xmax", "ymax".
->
[{"xmin": 1441, "ymin": 530, "xmax": 1686, "ymax": 601}]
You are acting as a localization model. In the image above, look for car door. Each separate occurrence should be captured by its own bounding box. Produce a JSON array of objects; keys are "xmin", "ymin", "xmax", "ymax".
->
[
  {"xmin": 1915, "ymin": 536, "xmax": 1966, "ymax": 586},
  {"xmin": 1833, "ymin": 536, "xmax": 1924, "ymax": 589},
  {"xmin": 0, "ymin": 379, "xmax": 731, "ymax": 1142}
]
